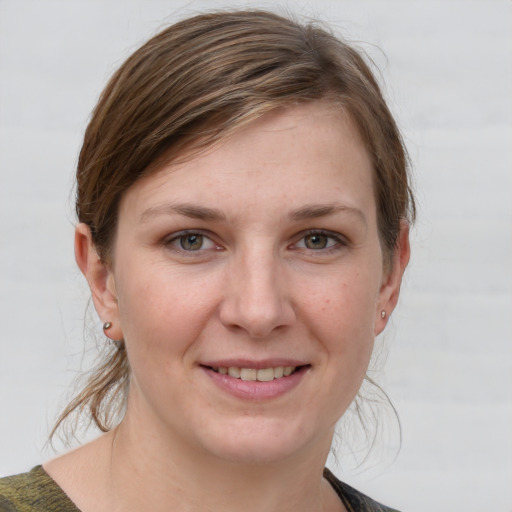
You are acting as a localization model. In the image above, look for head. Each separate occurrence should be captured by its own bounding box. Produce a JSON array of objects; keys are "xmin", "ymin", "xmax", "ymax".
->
[{"xmin": 58, "ymin": 9, "xmax": 414, "ymax": 437}]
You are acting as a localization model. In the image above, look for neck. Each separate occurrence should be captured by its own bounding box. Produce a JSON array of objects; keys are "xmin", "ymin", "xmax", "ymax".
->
[{"xmin": 105, "ymin": 409, "xmax": 340, "ymax": 512}]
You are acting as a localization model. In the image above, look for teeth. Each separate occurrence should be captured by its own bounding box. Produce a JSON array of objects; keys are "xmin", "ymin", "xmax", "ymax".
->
[
  {"xmin": 240, "ymin": 368, "xmax": 257, "ymax": 381},
  {"xmin": 227, "ymin": 367, "xmax": 241, "ymax": 378},
  {"xmin": 215, "ymin": 366, "xmax": 297, "ymax": 380},
  {"xmin": 256, "ymin": 368, "xmax": 274, "ymax": 382},
  {"xmin": 283, "ymin": 366, "xmax": 294, "ymax": 376}
]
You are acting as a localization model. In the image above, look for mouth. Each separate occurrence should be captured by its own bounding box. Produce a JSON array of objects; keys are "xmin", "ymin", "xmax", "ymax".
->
[
  {"xmin": 204, "ymin": 365, "xmax": 308, "ymax": 381},
  {"xmin": 201, "ymin": 362, "xmax": 310, "ymax": 400}
]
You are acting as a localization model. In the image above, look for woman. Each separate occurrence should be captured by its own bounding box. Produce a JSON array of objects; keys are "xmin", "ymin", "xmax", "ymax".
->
[{"xmin": 0, "ymin": 9, "xmax": 413, "ymax": 512}]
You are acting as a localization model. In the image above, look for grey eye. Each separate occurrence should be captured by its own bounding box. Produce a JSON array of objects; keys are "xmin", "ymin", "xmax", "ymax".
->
[
  {"xmin": 304, "ymin": 233, "xmax": 329, "ymax": 249},
  {"xmin": 179, "ymin": 234, "xmax": 204, "ymax": 251}
]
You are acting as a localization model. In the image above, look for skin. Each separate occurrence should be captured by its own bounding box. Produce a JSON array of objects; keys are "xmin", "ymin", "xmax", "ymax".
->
[{"xmin": 45, "ymin": 102, "xmax": 410, "ymax": 512}]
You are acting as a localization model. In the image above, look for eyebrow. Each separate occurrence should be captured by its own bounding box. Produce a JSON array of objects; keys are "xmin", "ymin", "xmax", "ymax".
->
[
  {"xmin": 140, "ymin": 203, "xmax": 227, "ymax": 222},
  {"xmin": 289, "ymin": 203, "xmax": 367, "ymax": 226},
  {"xmin": 140, "ymin": 202, "xmax": 366, "ymax": 226}
]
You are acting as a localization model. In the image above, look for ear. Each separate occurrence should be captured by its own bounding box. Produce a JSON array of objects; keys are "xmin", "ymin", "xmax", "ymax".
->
[
  {"xmin": 374, "ymin": 220, "xmax": 411, "ymax": 336},
  {"xmin": 75, "ymin": 223, "xmax": 123, "ymax": 341}
]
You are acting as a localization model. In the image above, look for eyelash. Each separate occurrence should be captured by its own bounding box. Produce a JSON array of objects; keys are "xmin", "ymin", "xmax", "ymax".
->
[
  {"xmin": 164, "ymin": 230, "xmax": 221, "ymax": 254},
  {"xmin": 163, "ymin": 229, "xmax": 347, "ymax": 255},
  {"xmin": 291, "ymin": 229, "xmax": 347, "ymax": 253}
]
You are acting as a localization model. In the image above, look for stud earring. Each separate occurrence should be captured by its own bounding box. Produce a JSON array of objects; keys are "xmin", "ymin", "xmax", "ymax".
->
[
  {"xmin": 102, "ymin": 321, "xmax": 125, "ymax": 350},
  {"xmin": 381, "ymin": 311, "xmax": 386, "ymax": 319}
]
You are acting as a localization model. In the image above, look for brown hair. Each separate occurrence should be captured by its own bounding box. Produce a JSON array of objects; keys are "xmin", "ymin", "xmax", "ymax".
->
[{"xmin": 54, "ymin": 9, "xmax": 415, "ymax": 437}]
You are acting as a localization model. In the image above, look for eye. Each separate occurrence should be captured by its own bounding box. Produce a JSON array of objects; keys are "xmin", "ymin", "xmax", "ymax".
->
[
  {"xmin": 166, "ymin": 231, "xmax": 218, "ymax": 252},
  {"xmin": 293, "ymin": 230, "xmax": 343, "ymax": 251},
  {"xmin": 179, "ymin": 233, "xmax": 205, "ymax": 251},
  {"xmin": 303, "ymin": 233, "xmax": 331, "ymax": 250}
]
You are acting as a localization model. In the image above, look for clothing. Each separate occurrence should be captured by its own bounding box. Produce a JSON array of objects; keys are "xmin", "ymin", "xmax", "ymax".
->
[
  {"xmin": 0, "ymin": 465, "xmax": 399, "ymax": 512},
  {"xmin": 0, "ymin": 467, "xmax": 76, "ymax": 512},
  {"xmin": 323, "ymin": 468, "xmax": 400, "ymax": 512}
]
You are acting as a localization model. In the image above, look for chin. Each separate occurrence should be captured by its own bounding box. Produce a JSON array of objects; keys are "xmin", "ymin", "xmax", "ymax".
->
[
  {"xmin": 208, "ymin": 440, "xmax": 301, "ymax": 465},
  {"xmin": 196, "ymin": 416, "xmax": 327, "ymax": 465}
]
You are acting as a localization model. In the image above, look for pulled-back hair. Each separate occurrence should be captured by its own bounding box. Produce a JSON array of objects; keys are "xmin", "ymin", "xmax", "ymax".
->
[{"xmin": 54, "ymin": 9, "xmax": 415, "ymax": 437}]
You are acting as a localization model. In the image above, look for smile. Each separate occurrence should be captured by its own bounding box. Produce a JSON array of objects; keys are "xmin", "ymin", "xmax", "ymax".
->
[
  {"xmin": 202, "ymin": 363, "xmax": 310, "ymax": 400},
  {"xmin": 211, "ymin": 366, "xmax": 298, "ymax": 381}
]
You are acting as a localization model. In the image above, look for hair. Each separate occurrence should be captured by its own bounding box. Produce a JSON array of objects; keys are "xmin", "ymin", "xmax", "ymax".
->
[{"xmin": 52, "ymin": 9, "xmax": 415, "ymax": 438}]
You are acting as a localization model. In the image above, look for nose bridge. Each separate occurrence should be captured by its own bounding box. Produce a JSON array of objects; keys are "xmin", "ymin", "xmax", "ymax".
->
[{"xmin": 219, "ymin": 240, "xmax": 294, "ymax": 337}]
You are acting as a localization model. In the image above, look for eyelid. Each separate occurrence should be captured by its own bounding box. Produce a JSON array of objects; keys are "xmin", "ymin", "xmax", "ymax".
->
[
  {"xmin": 162, "ymin": 228, "xmax": 348, "ymax": 255},
  {"xmin": 164, "ymin": 229, "xmax": 222, "ymax": 253},
  {"xmin": 291, "ymin": 229, "xmax": 348, "ymax": 251}
]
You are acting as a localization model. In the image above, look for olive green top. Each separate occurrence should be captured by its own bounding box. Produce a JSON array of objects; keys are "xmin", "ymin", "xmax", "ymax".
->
[
  {"xmin": 0, "ymin": 467, "xmax": 76, "ymax": 512},
  {"xmin": 0, "ymin": 466, "xmax": 399, "ymax": 512}
]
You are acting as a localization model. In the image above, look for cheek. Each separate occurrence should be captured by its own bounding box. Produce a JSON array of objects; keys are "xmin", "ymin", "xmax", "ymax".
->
[
  {"xmin": 298, "ymin": 271, "xmax": 379, "ymax": 397},
  {"xmin": 296, "ymin": 278, "xmax": 377, "ymax": 420},
  {"xmin": 114, "ymin": 265, "xmax": 215, "ymax": 357},
  {"xmin": 115, "ymin": 277, "xmax": 211, "ymax": 403},
  {"xmin": 301, "ymin": 272, "xmax": 379, "ymax": 343}
]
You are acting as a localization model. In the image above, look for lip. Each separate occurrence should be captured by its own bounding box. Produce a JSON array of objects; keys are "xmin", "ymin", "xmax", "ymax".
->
[
  {"xmin": 200, "ymin": 358, "xmax": 307, "ymax": 369},
  {"xmin": 200, "ymin": 361, "xmax": 310, "ymax": 401}
]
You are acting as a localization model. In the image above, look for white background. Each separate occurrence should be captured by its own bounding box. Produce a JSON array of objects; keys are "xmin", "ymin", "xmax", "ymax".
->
[{"xmin": 0, "ymin": 1, "xmax": 511, "ymax": 510}]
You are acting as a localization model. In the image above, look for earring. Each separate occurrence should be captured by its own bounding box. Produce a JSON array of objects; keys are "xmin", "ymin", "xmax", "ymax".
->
[
  {"xmin": 381, "ymin": 311, "xmax": 386, "ymax": 319},
  {"xmin": 102, "ymin": 321, "xmax": 125, "ymax": 350}
]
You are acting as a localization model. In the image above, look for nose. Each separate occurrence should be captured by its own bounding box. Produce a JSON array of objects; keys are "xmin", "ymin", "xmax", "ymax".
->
[{"xmin": 218, "ymin": 247, "xmax": 296, "ymax": 338}]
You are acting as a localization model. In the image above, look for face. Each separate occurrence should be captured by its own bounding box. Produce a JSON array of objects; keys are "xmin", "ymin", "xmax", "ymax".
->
[{"xmin": 87, "ymin": 102, "xmax": 406, "ymax": 465}]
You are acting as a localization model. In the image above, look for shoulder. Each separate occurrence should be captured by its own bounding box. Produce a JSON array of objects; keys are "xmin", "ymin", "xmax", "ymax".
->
[
  {"xmin": 323, "ymin": 468, "xmax": 401, "ymax": 512},
  {"xmin": 0, "ymin": 466, "xmax": 79, "ymax": 512}
]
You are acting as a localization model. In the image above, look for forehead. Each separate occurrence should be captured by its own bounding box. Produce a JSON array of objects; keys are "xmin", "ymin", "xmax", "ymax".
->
[{"xmin": 120, "ymin": 102, "xmax": 375, "ymax": 222}]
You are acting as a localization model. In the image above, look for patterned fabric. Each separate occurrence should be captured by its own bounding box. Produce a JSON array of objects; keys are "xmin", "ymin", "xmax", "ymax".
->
[
  {"xmin": 0, "ymin": 467, "xmax": 77, "ymax": 511},
  {"xmin": 0, "ymin": 465, "xmax": 400, "ymax": 511}
]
